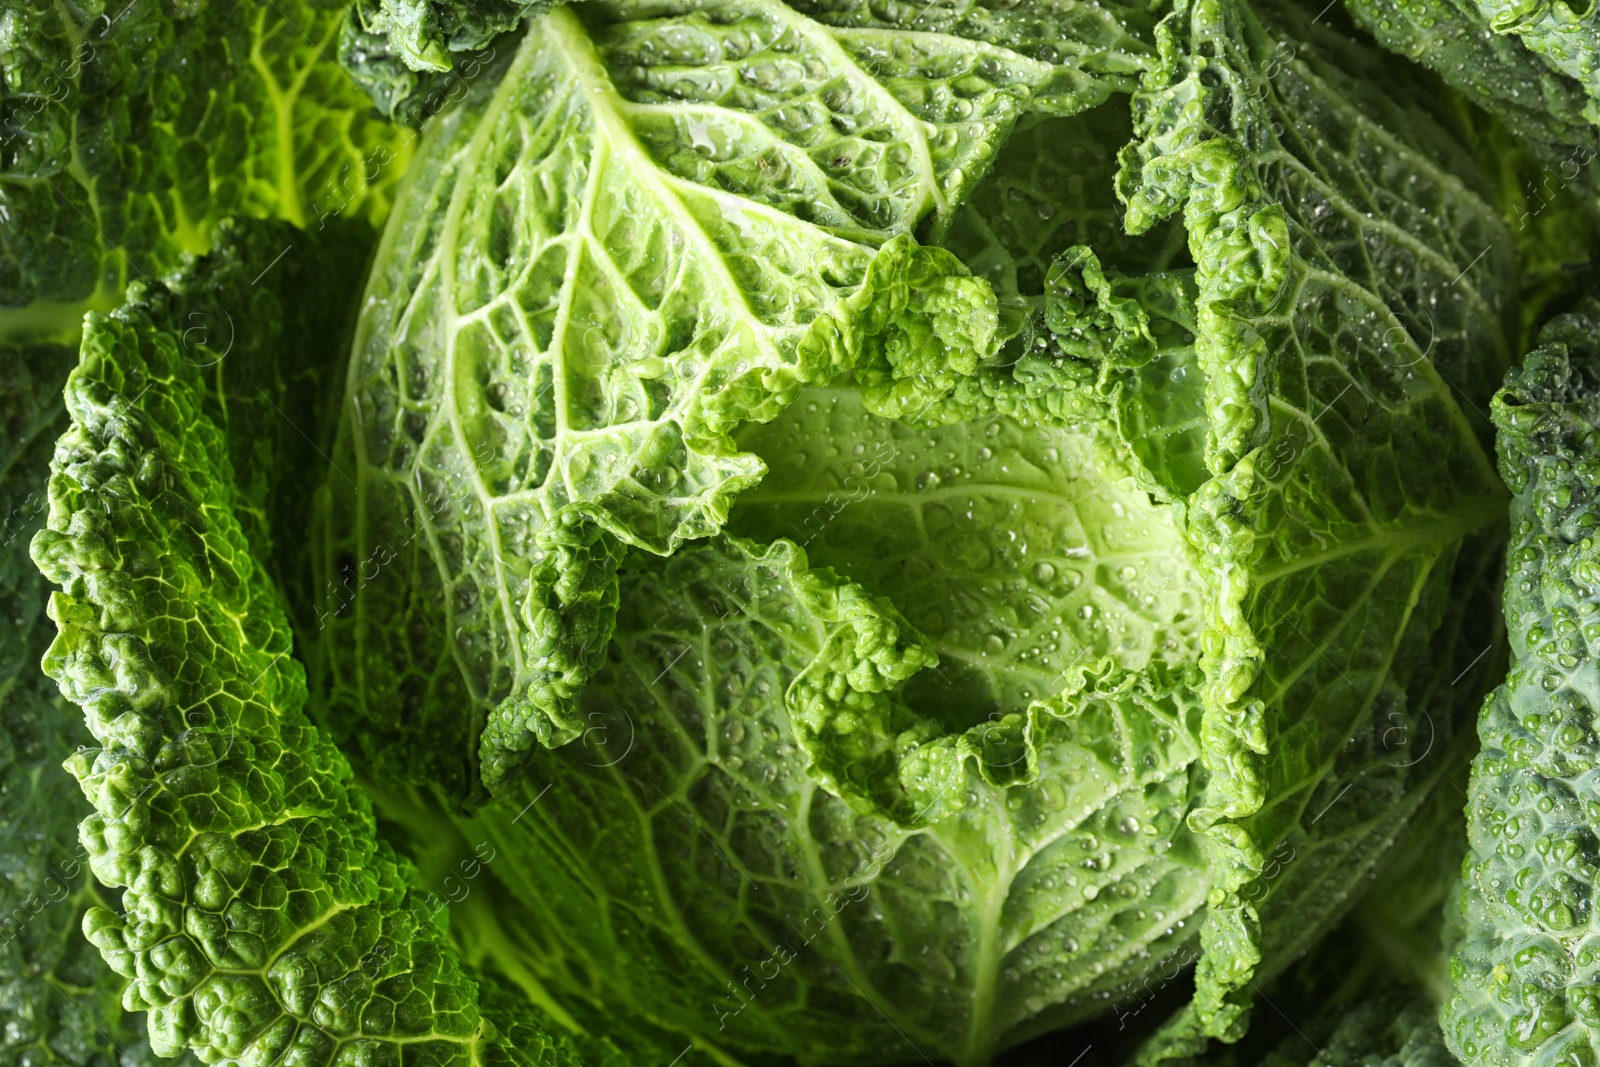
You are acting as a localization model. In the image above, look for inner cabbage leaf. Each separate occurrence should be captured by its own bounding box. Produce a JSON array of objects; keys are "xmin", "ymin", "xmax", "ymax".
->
[
  {"xmin": 729, "ymin": 382, "xmax": 1204, "ymax": 729},
  {"xmin": 314, "ymin": 0, "xmax": 1520, "ymax": 1059},
  {"xmin": 446, "ymin": 532, "xmax": 1210, "ymax": 1066},
  {"xmin": 315, "ymin": 0, "xmax": 1165, "ymax": 799}
]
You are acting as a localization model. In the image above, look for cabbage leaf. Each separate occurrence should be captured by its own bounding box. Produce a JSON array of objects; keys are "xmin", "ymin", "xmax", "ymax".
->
[
  {"xmin": 1445, "ymin": 301, "xmax": 1600, "ymax": 1067},
  {"xmin": 316, "ymin": 0, "xmax": 1165, "ymax": 797},
  {"xmin": 0, "ymin": 0, "xmax": 411, "ymax": 345},
  {"xmin": 26, "ymin": 218, "xmax": 655, "ymax": 1067},
  {"xmin": 0, "ymin": 340, "xmax": 202, "ymax": 1066}
]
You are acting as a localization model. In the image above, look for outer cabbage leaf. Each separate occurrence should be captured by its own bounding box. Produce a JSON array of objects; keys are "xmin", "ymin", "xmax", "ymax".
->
[
  {"xmin": 339, "ymin": 0, "xmax": 1164, "ymax": 122},
  {"xmin": 1132, "ymin": 743, "xmax": 1476, "ymax": 1067},
  {"xmin": 1343, "ymin": 0, "xmax": 1600, "ymax": 180},
  {"xmin": 315, "ymin": 0, "xmax": 1167, "ymax": 799},
  {"xmin": 1190, "ymin": 987, "xmax": 1454, "ymax": 1067},
  {"xmin": 1, "ymin": 217, "xmax": 370, "ymax": 1067},
  {"xmin": 1444, "ymin": 302, "xmax": 1600, "ymax": 1067},
  {"xmin": 0, "ymin": 341, "xmax": 203, "ymax": 1067},
  {"xmin": 1327, "ymin": 0, "xmax": 1599, "ymax": 348},
  {"xmin": 1261, "ymin": 997, "xmax": 1453, "ymax": 1067},
  {"xmin": 25, "ymin": 220, "xmax": 631, "ymax": 1067},
  {"xmin": 0, "ymin": 0, "xmax": 412, "ymax": 346},
  {"xmin": 1117, "ymin": 0, "xmax": 1514, "ymax": 1046},
  {"xmin": 1335, "ymin": 0, "xmax": 1599, "ymax": 175},
  {"xmin": 1348, "ymin": 740, "xmax": 1477, "ymax": 1008}
]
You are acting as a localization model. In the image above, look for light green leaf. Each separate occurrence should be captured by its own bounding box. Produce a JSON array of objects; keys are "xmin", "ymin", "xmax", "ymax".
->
[
  {"xmin": 26, "ymin": 218, "xmax": 627, "ymax": 1067},
  {"xmin": 446, "ymin": 533, "xmax": 1210, "ymax": 1065},
  {"xmin": 316, "ymin": 0, "xmax": 1165, "ymax": 798},
  {"xmin": 1118, "ymin": 0, "xmax": 1514, "ymax": 1043},
  {"xmin": 730, "ymin": 384, "xmax": 1205, "ymax": 730}
]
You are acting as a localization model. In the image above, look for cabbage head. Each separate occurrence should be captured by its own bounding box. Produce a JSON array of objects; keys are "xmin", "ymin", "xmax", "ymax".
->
[{"xmin": 304, "ymin": 0, "xmax": 1516, "ymax": 1061}]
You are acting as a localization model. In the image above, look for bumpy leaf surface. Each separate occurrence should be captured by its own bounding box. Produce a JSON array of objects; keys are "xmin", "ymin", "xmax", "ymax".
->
[
  {"xmin": 1117, "ymin": 0, "xmax": 1514, "ymax": 1045},
  {"xmin": 316, "ymin": 0, "xmax": 1164, "ymax": 798},
  {"xmin": 26, "ymin": 221, "xmax": 623, "ymax": 1067},
  {"xmin": 450, "ymin": 533, "xmax": 1209, "ymax": 1066},
  {"xmin": 1336, "ymin": 0, "xmax": 1599, "ymax": 173},
  {"xmin": 0, "ymin": 341, "xmax": 203, "ymax": 1067},
  {"xmin": 339, "ymin": 0, "xmax": 562, "ymax": 124},
  {"xmin": 0, "ymin": 0, "xmax": 412, "ymax": 346},
  {"xmin": 1444, "ymin": 303, "xmax": 1600, "ymax": 1067},
  {"xmin": 1333, "ymin": 0, "xmax": 1600, "ymax": 348}
]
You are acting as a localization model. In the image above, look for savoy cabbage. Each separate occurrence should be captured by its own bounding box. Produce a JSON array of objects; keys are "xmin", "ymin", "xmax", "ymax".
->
[{"xmin": 3, "ymin": 0, "xmax": 1600, "ymax": 1063}]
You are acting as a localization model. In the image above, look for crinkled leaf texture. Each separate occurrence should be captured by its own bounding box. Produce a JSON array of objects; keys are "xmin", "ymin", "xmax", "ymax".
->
[
  {"xmin": 447, "ymin": 531, "xmax": 1209, "ymax": 1066},
  {"xmin": 0, "ymin": 0, "xmax": 412, "ymax": 346},
  {"xmin": 1169, "ymin": 773, "xmax": 1472, "ymax": 1067},
  {"xmin": 1364, "ymin": 0, "xmax": 1600, "ymax": 168},
  {"xmin": 1331, "ymin": 0, "xmax": 1600, "ymax": 350},
  {"xmin": 0, "ymin": 341, "xmax": 201, "ymax": 1067},
  {"xmin": 1445, "ymin": 302, "xmax": 1600, "ymax": 1067},
  {"xmin": 27, "ymin": 220, "xmax": 638, "ymax": 1067},
  {"xmin": 1335, "ymin": 0, "xmax": 1600, "ymax": 183},
  {"xmin": 314, "ymin": 0, "xmax": 1516, "ymax": 1060},
  {"xmin": 423, "ymin": 131, "xmax": 1503, "ymax": 1060},
  {"xmin": 339, "ymin": 0, "xmax": 563, "ymax": 125},
  {"xmin": 315, "ymin": 0, "xmax": 1163, "ymax": 799},
  {"xmin": 319, "ymin": 3, "xmax": 1516, "ymax": 1063},
  {"xmin": 1114, "ymin": 0, "xmax": 1513, "ymax": 1050}
]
